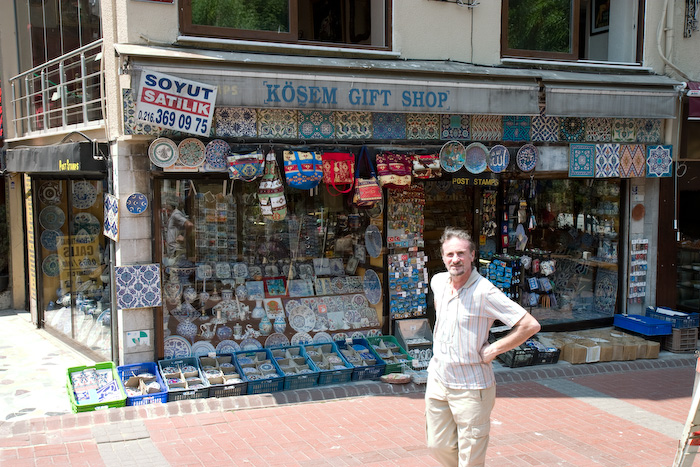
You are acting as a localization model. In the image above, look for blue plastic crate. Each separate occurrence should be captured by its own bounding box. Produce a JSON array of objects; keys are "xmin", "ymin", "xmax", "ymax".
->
[
  {"xmin": 158, "ymin": 357, "xmax": 210, "ymax": 401},
  {"xmin": 270, "ymin": 346, "xmax": 320, "ymax": 391},
  {"xmin": 613, "ymin": 314, "xmax": 672, "ymax": 336},
  {"xmin": 233, "ymin": 349, "xmax": 285, "ymax": 394},
  {"xmin": 335, "ymin": 338, "xmax": 387, "ymax": 381},
  {"xmin": 645, "ymin": 307, "xmax": 700, "ymax": 329},
  {"xmin": 117, "ymin": 362, "xmax": 168, "ymax": 406},
  {"xmin": 198, "ymin": 354, "xmax": 247, "ymax": 398},
  {"xmin": 303, "ymin": 342, "xmax": 353, "ymax": 386}
]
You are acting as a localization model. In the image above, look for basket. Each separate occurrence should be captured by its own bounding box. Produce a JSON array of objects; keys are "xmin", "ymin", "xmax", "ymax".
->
[
  {"xmin": 532, "ymin": 348, "xmax": 561, "ymax": 365},
  {"xmin": 198, "ymin": 354, "xmax": 247, "ymax": 398},
  {"xmin": 646, "ymin": 307, "xmax": 700, "ymax": 329},
  {"xmin": 67, "ymin": 361, "xmax": 127, "ymax": 413},
  {"xmin": 158, "ymin": 357, "xmax": 210, "ymax": 402},
  {"xmin": 498, "ymin": 346, "xmax": 536, "ymax": 368},
  {"xmin": 233, "ymin": 349, "xmax": 285, "ymax": 395},
  {"xmin": 367, "ymin": 335, "xmax": 414, "ymax": 374},
  {"xmin": 117, "ymin": 362, "xmax": 168, "ymax": 406},
  {"xmin": 270, "ymin": 346, "xmax": 320, "ymax": 391},
  {"xmin": 303, "ymin": 342, "xmax": 354, "ymax": 386},
  {"xmin": 335, "ymin": 338, "xmax": 386, "ymax": 381},
  {"xmin": 663, "ymin": 328, "xmax": 698, "ymax": 353}
]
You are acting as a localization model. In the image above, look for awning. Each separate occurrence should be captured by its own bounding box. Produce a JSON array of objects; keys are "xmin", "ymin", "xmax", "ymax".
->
[
  {"xmin": 545, "ymin": 84, "xmax": 679, "ymax": 119},
  {"xmin": 688, "ymin": 82, "xmax": 700, "ymax": 121},
  {"xmin": 5, "ymin": 141, "xmax": 108, "ymax": 174}
]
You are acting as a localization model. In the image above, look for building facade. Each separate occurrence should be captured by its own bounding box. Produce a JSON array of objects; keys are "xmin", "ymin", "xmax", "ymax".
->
[{"xmin": 0, "ymin": 0, "xmax": 687, "ymax": 365}]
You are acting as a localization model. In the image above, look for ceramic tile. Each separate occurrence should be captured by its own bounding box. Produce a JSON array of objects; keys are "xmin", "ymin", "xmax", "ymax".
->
[
  {"xmin": 619, "ymin": 144, "xmax": 646, "ymax": 178},
  {"xmin": 298, "ymin": 110, "xmax": 334, "ymax": 139},
  {"xmin": 646, "ymin": 144, "xmax": 673, "ymax": 177},
  {"xmin": 585, "ymin": 117, "xmax": 612, "ymax": 142},
  {"xmin": 611, "ymin": 118, "xmax": 636, "ymax": 142},
  {"xmin": 122, "ymin": 89, "xmax": 163, "ymax": 136},
  {"xmin": 594, "ymin": 144, "xmax": 620, "ymax": 178},
  {"xmin": 594, "ymin": 269, "xmax": 618, "ymax": 315},
  {"xmin": 530, "ymin": 107, "xmax": 559, "ymax": 142},
  {"xmin": 560, "ymin": 117, "xmax": 585, "ymax": 142},
  {"xmin": 568, "ymin": 143, "xmax": 595, "ymax": 177},
  {"xmin": 441, "ymin": 114, "xmax": 470, "ymax": 140},
  {"xmin": 635, "ymin": 119, "xmax": 663, "ymax": 143},
  {"xmin": 334, "ymin": 111, "xmax": 373, "ymax": 139},
  {"xmin": 503, "ymin": 116, "xmax": 531, "ymax": 142},
  {"xmin": 406, "ymin": 113, "xmax": 440, "ymax": 139},
  {"xmin": 214, "ymin": 107, "xmax": 257, "ymax": 138},
  {"xmin": 372, "ymin": 112, "xmax": 406, "ymax": 140},
  {"xmin": 470, "ymin": 115, "xmax": 502, "ymax": 141},
  {"xmin": 103, "ymin": 194, "xmax": 119, "ymax": 242},
  {"xmin": 257, "ymin": 109, "xmax": 298, "ymax": 139},
  {"xmin": 115, "ymin": 264, "xmax": 162, "ymax": 310}
]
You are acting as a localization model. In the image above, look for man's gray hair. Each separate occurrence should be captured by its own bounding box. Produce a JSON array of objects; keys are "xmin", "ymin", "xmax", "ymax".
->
[{"xmin": 439, "ymin": 227, "xmax": 476, "ymax": 254}]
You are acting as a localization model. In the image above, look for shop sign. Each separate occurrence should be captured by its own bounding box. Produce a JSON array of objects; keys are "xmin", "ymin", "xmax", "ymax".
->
[
  {"xmin": 57, "ymin": 237, "xmax": 100, "ymax": 276},
  {"xmin": 58, "ymin": 159, "xmax": 80, "ymax": 171},
  {"xmin": 135, "ymin": 69, "xmax": 217, "ymax": 137},
  {"xmin": 451, "ymin": 175, "xmax": 499, "ymax": 186}
]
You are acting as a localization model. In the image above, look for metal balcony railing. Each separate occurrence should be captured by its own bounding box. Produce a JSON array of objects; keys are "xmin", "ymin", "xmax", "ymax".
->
[{"xmin": 9, "ymin": 40, "xmax": 105, "ymax": 138}]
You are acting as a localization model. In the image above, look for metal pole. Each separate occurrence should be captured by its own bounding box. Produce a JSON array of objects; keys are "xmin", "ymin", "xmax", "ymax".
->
[
  {"xmin": 59, "ymin": 61, "xmax": 67, "ymax": 127},
  {"xmin": 80, "ymin": 52, "xmax": 88, "ymax": 124},
  {"xmin": 40, "ymin": 70, "xmax": 48, "ymax": 130}
]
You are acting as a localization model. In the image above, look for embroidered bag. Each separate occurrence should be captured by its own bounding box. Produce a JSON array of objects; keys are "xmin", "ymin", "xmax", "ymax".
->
[
  {"xmin": 376, "ymin": 152, "xmax": 412, "ymax": 189},
  {"xmin": 227, "ymin": 151, "xmax": 265, "ymax": 182},
  {"xmin": 353, "ymin": 146, "xmax": 382, "ymax": 208},
  {"xmin": 258, "ymin": 151, "xmax": 287, "ymax": 221},
  {"xmin": 283, "ymin": 150, "xmax": 323, "ymax": 190},
  {"xmin": 321, "ymin": 152, "xmax": 355, "ymax": 195},
  {"xmin": 412, "ymin": 153, "xmax": 442, "ymax": 179}
]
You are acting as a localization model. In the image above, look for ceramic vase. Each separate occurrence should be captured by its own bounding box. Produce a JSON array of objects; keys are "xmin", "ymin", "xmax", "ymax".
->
[
  {"xmin": 176, "ymin": 321, "xmax": 198, "ymax": 343},
  {"xmin": 251, "ymin": 300, "xmax": 265, "ymax": 319},
  {"xmin": 259, "ymin": 314, "xmax": 272, "ymax": 336},
  {"xmin": 274, "ymin": 315, "xmax": 286, "ymax": 333},
  {"xmin": 217, "ymin": 325, "xmax": 233, "ymax": 340}
]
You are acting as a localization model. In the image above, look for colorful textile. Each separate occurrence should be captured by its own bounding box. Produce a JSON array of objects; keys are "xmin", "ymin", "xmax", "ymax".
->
[
  {"xmin": 636, "ymin": 119, "xmax": 663, "ymax": 143},
  {"xmin": 372, "ymin": 112, "xmax": 407, "ymax": 140},
  {"xmin": 530, "ymin": 107, "xmax": 559, "ymax": 142},
  {"xmin": 646, "ymin": 145, "xmax": 673, "ymax": 177},
  {"xmin": 334, "ymin": 111, "xmax": 373, "ymax": 139},
  {"xmin": 568, "ymin": 143, "xmax": 596, "ymax": 177},
  {"xmin": 257, "ymin": 109, "xmax": 298, "ymax": 139},
  {"xmin": 595, "ymin": 144, "xmax": 620, "ymax": 178},
  {"xmin": 298, "ymin": 110, "xmax": 334, "ymax": 139},
  {"xmin": 470, "ymin": 115, "xmax": 502, "ymax": 141},
  {"xmin": 560, "ymin": 117, "xmax": 585, "ymax": 142},
  {"xmin": 214, "ymin": 107, "xmax": 257, "ymax": 138},
  {"xmin": 441, "ymin": 114, "xmax": 470, "ymax": 140},
  {"xmin": 611, "ymin": 118, "xmax": 636, "ymax": 142},
  {"xmin": 585, "ymin": 117, "xmax": 612, "ymax": 142},
  {"xmin": 406, "ymin": 113, "xmax": 440, "ymax": 139},
  {"xmin": 619, "ymin": 144, "xmax": 646, "ymax": 178},
  {"xmin": 502, "ymin": 116, "xmax": 531, "ymax": 142}
]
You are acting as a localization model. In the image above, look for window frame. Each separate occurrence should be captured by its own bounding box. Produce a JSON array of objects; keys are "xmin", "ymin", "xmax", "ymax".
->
[{"xmin": 179, "ymin": 0, "xmax": 392, "ymax": 51}]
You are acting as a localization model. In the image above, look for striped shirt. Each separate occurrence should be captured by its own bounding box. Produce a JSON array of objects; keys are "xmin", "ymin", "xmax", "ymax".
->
[{"xmin": 428, "ymin": 269, "xmax": 527, "ymax": 389}]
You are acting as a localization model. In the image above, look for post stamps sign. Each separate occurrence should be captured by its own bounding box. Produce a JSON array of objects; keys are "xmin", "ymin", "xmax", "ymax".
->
[{"xmin": 135, "ymin": 69, "xmax": 217, "ymax": 136}]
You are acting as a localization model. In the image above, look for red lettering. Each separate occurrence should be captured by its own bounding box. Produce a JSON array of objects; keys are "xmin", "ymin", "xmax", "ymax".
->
[{"xmin": 139, "ymin": 88, "xmax": 211, "ymax": 116}]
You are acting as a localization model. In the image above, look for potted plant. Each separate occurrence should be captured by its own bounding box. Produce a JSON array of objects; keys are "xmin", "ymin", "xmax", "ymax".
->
[{"xmin": 0, "ymin": 205, "xmax": 9, "ymax": 292}]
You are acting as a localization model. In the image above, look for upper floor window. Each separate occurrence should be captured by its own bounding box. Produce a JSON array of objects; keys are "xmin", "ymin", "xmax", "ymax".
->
[
  {"xmin": 502, "ymin": 0, "xmax": 643, "ymax": 63},
  {"xmin": 180, "ymin": 0, "xmax": 390, "ymax": 49}
]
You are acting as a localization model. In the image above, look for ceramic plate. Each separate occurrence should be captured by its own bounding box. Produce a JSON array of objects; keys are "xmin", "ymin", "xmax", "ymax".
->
[
  {"xmin": 40, "ymin": 229, "xmax": 61, "ymax": 251},
  {"xmin": 464, "ymin": 143, "xmax": 488, "ymax": 174},
  {"xmin": 215, "ymin": 262, "xmax": 231, "ymax": 279},
  {"xmin": 333, "ymin": 332, "xmax": 348, "ymax": 342},
  {"xmin": 204, "ymin": 139, "xmax": 230, "ymax": 172},
  {"xmin": 439, "ymin": 141, "xmax": 466, "ymax": 173},
  {"xmin": 164, "ymin": 336, "xmax": 192, "ymax": 358},
  {"xmin": 312, "ymin": 331, "xmax": 333, "ymax": 344},
  {"xmin": 363, "ymin": 269, "xmax": 382, "ymax": 305},
  {"xmin": 366, "ymin": 329, "xmax": 382, "ymax": 337},
  {"xmin": 39, "ymin": 206, "xmax": 65, "ymax": 230},
  {"xmin": 72, "ymin": 181, "xmax": 97, "ymax": 210},
  {"xmin": 289, "ymin": 305, "xmax": 316, "ymax": 333},
  {"xmin": 73, "ymin": 212, "xmax": 101, "ymax": 239},
  {"xmin": 240, "ymin": 337, "xmax": 263, "ymax": 351},
  {"xmin": 178, "ymin": 138, "xmax": 206, "ymax": 167},
  {"xmin": 216, "ymin": 340, "xmax": 241, "ymax": 354},
  {"xmin": 233, "ymin": 262, "xmax": 249, "ymax": 279},
  {"xmin": 191, "ymin": 341, "xmax": 216, "ymax": 357},
  {"xmin": 42, "ymin": 254, "xmax": 61, "ymax": 277},
  {"xmin": 291, "ymin": 332, "xmax": 313, "ymax": 346},
  {"xmin": 516, "ymin": 144, "xmax": 539, "ymax": 172},
  {"xmin": 365, "ymin": 224, "xmax": 382, "ymax": 258},
  {"xmin": 38, "ymin": 181, "xmax": 63, "ymax": 205},
  {"xmin": 264, "ymin": 332, "xmax": 290, "ymax": 348},
  {"xmin": 149, "ymin": 138, "xmax": 179, "ymax": 168},
  {"xmin": 125, "ymin": 193, "xmax": 148, "ymax": 215},
  {"xmin": 488, "ymin": 145, "xmax": 510, "ymax": 173},
  {"xmin": 197, "ymin": 263, "xmax": 213, "ymax": 281}
]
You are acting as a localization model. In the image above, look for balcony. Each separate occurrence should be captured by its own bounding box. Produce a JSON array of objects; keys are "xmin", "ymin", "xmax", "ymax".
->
[{"xmin": 9, "ymin": 40, "xmax": 105, "ymax": 139}]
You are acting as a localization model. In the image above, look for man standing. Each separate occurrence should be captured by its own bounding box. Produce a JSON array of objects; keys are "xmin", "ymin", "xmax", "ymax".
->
[{"xmin": 426, "ymin": 227, "xmax": 540, "ymax": 467}]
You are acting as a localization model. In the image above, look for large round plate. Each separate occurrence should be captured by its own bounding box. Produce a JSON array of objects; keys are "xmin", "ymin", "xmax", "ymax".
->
[
  {"xmin": 289, "ymin": 305, "xmax": 316, "ymax": 333},
  {"xmin": 73, "ymin": 212, "xmax": 101, "ymax": 239},
  {"xmin": 291, "ymin": 332, "xmax": 313, "ymax": 346},
  {"xmin": 164, "ymin": 336, "xmax": 192, "ymax": 358},
  {"xmin": 264, "ymin": 332, "xmax": 290, "ymax": 348},
  {"xmin": 40, "ymin": 229, "xmax": 61, "ymax": 251},
  {"xmin": 516, "ymin": 144, "xmax": 538, "ymax": 172},
  {"xmin": 204, "ymin": 139, "xmax": 230, "ymax": 172},
  {"xmin": 439, "ymin": 141, "xmax": 465, "ymax": 173},
  {"xmin": 178, "ymin": 138, "xmax": 206, "ymax": 167},
  {"xmin": 216, "ymin": 339, "xmax": 241, "ymax": 354},
  {"xmin": 365, "ymin": 224, "xmax": 382, "ymax": 258},
  {"xmin": 72, "ymin": 181, "xmax": 97, "ymax": 210},
  {"xmin": 363, "ymin": 269, "xmax": 382, "ymax": 305},
  {"xmin": 149, "ymin": 138, "xmax": 179, "ymax": 168},
  {"xmin": 240, "ymin": 337, "xmax": 263, "ymax": 351},
  {"xmin": 464, "ymin": 143, "xmax": 488, "ymax": 174},
  {"xmin": 191, "ymin": 341, "xmax": 216, "ymax": 357},
  {"xmin": 125, "ymin": 193, "xmax": 148, "ymax": 215},
  {"xmin": 488, "ymin": 145, "xmax": 510, "ymax": 173},
  {"xmin": 42, "ymin": 254, "xmax": 60, "ymax": 277},
  {"xmin": 312, "ymin": 331, "xmax": 333, "ymax": 344},
  {"xmin": 38, "ymin": 181, "xmax": 63, "ymax": 205},
  {"xmin": 39, "ymin": 206, "xmax": 65, "ymax": 230}
]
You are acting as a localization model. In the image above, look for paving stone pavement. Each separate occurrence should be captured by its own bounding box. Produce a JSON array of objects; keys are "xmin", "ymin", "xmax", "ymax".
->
[{"xmin": 2, "ymin": 307, "xmax": 700, "ymax": 465}]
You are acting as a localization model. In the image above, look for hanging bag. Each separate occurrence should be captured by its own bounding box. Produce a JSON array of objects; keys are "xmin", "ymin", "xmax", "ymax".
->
[
  {"xmin": 353, "ymin": 146, "xmax": 383, "ymax": 208},
  {"xmin": 376, "ymin": 152, "xmax": 412, "ymax": 189},
  {"xmin": 412, "ymin": 153, "xmax": 442, "ymax": 179},
  {"xmin": 283, "ymin": 150, "xmax": 323, "ymax": 190},
  {"xmin": 227, "ymin": 151, "xmax": 265, "ymax": 182},
  {"xmin": 258, "ymin": 151, "xmax": 287, "ymax": 221},
  {"xmin": 321, "ymin": 152, "xmax": 355, "ymax": 195}
]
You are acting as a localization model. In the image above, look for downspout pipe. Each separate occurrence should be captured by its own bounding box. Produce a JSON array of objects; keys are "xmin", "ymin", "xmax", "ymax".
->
[{"xmin": 658, "ymin": 0, "xmax": 691, "ymax": 81}]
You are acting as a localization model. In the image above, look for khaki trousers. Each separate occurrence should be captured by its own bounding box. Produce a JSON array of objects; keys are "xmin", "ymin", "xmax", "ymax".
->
[{"xmin": 425, "ymin": 374, "xmax": 496, "ymax": 467}]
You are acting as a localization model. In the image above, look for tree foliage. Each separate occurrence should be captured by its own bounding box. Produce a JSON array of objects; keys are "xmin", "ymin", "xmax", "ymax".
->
[
  {"xmin": 191, "ymin": 0, "xmax": 290, "ymax": 32},
  {"xmin": 507, "ymin": 0, "xmax": 572, "ymax": 53}
]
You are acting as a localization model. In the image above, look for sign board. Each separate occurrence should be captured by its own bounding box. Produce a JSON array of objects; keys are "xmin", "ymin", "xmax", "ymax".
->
[{"xmin": 135, "ymin": 69, "xmax": 217, "ymax": 136}]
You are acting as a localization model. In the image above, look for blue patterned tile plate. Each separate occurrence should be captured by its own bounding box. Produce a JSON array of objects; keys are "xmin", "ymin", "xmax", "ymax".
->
[
  {"xmin": 72, "ymin": 181, "xmax": 97, "ymax": 210},
  {"xmin": 488, "ymin": 145, "xmax": 510, "ymax": 173},
  {"xmin": 516, "ymin": 144, "xmax": 538, "ymax": 172},
  {"xmin": 149, "ymin": 138, "xmax": 179, "ymax": 167},
  {"xmin": 40, "ymin": 229, "xmax": 62, "ymax": 251},
  {"xmin": 439, "ymin": 141, "xmax": 465, "ymax": 173},
  {"xmin": 363, "ymin": 269, "xmax": 382, "ymax": 305},
  {"xmin": 178, "ymin": 138, "xmax": 206, "ymax": 167},
  {"xmin": 164, "ymin": 336, "xmax": 192, "ymax": 358},
  {"xmin": 39, "ymin": 206, "xmax": 65, "ymax": 230},
  {"xmin": 204, "ymin": 139, "xmax": 230, "ymax": 172},
  {"xmin": 464, "ymin": 143, "xmax": 488, "ymax": 174},
  {"xmin": 125, "ymin": 193, "xmax": 148, "ymax": 215}
]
